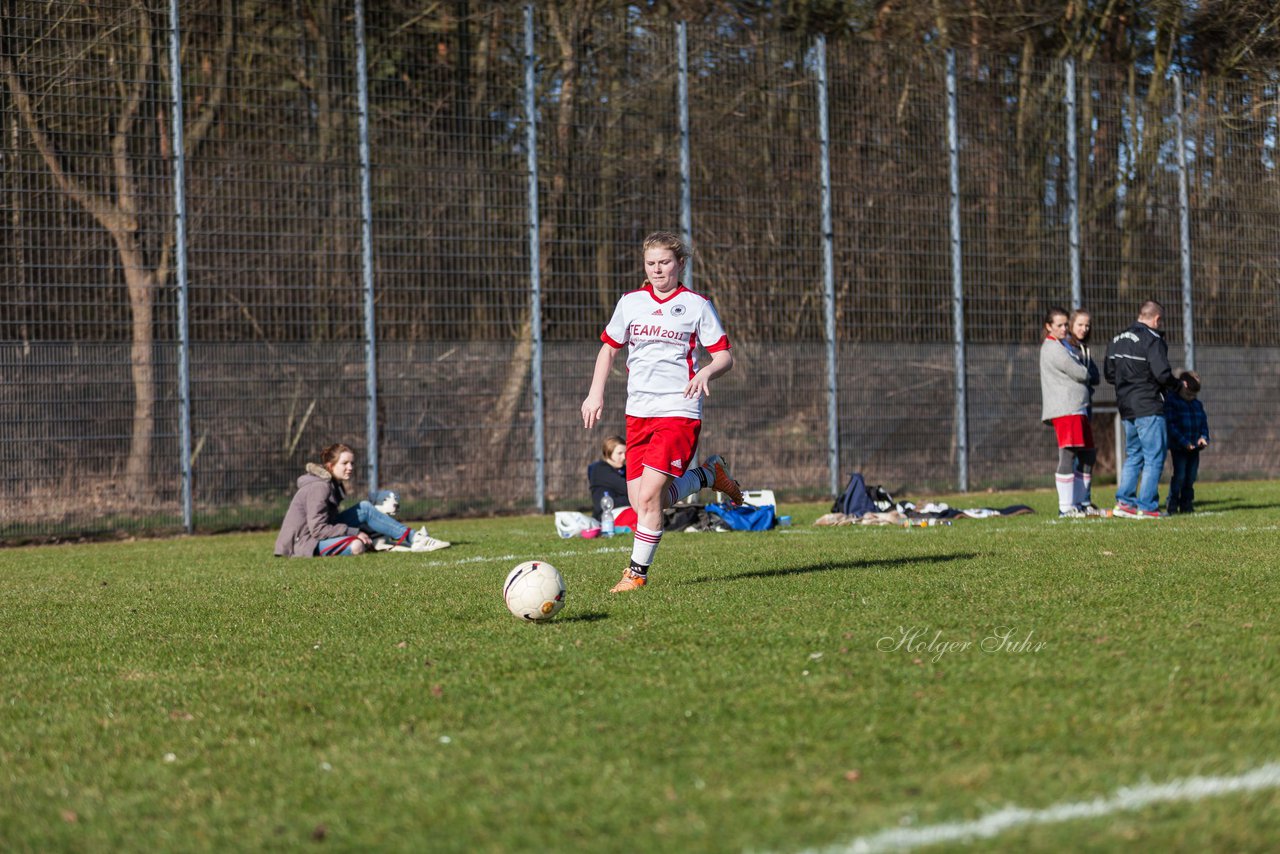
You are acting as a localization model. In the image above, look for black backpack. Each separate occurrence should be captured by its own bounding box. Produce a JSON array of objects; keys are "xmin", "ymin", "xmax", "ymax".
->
[
  {"xmin": 663, "ymin": 504, "xmax": 710, "ymax": 531},
  {"xmin": 832, "ymin": 473, "xmax": 873, "ymax": 517},
  {"xmin": 868, "ymin": 484, "xmax": 895, "ymax": 512}
]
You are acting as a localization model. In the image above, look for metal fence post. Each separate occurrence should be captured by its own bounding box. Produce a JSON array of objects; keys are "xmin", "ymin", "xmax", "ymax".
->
[
  {"xmin": 168, "ymin": 0, "xmax": 193, "ymax": 533},
  {"xmin": 815, "ymin": 35, "xmax": 839, "ymax": 497},
  {"xmin": 524, "ymin": 4, "xmax": 546, "ymax": 513},
  {"xmin": 945, "ymin": 49, "xmax": 969, "ymax": 492},
  {"xmin": 354, "ymin": 0, "xmax": 380, "ymax": 490},
  {"xmin": 677, "ymin": 21, "xmax": 692, "ymax": 284},
  {"xmin": 1065, "ymin": 57, "xmax": 1081, "ymax": 309},
  {"xmin": 1174, "ymin": 73, "xmax": 1194, "ymax": 371}
]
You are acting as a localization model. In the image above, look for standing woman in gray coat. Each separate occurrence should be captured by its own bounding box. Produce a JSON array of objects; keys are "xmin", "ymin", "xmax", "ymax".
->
[{"xmin": 1039, "ymin": 307, "xmax": 1102, "ymax": 517}]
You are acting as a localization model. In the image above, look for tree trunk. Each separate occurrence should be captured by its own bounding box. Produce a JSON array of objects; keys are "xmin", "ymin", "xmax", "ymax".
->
[
  {"xmin": 2, "ymin": 0, "xmax": 233, "ymax": 496},
  {"xmin": 119, "ymin": 243, "xmax": 157, "ymax": 491},
  {"xmin": 487, "ymin": 1, "xmax": 594, "ymax": 463},
  {"xmin": 595, "ymin": 72, "xmax": 623, "ymax": 317}
]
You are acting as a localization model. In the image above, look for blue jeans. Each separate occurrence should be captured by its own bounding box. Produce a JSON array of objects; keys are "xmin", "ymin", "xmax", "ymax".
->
[
  {"xmin": 316, "ymin": 501, "xmax": 409, "ymax": 555},
  {"xmin": 338, "ymin": 500, "xmax": 408, "ymax": 540},
  {"xmin": 1116, "ymin": 415, "xmax": 1167, "ymax": 513},
  {"xmin": 1167, "ymin": 448, "xmax": 1201, "ymax": 513}
]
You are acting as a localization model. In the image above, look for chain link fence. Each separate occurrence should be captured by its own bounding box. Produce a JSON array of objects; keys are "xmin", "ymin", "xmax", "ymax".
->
[{"xmin": 3, "ymin": 1, "xmax": 1278, "ymax": 540}]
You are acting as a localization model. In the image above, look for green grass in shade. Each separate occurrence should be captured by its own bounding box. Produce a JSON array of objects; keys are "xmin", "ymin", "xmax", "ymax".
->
[{"xmin": 1, "ymin": 482, "xmax": 1277, "ymax": 852}]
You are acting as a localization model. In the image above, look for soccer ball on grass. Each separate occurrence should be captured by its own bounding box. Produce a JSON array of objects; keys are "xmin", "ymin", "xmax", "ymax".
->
[{"xmin": 503, "ymin": 561, "xmax": 566, "ymax": 621}]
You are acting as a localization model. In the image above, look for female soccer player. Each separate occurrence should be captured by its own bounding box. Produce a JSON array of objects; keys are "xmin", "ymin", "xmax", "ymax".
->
[
  {"xmin": 581, "ymin": 231, "xmax": 743, "ymax": 592},
  {"xmin": 1066, "ymin": 308, "xmax": 1104, "ymax": 514},
  {"xmin": 1038, "ymin": 307, "xmax": 1100, "ymax": 517}
]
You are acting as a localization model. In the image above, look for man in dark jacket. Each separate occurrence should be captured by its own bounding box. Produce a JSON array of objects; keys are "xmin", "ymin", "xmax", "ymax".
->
[{"xmin": 1104, "ymin": 300, "xmax": 1183, "ymax": 518}]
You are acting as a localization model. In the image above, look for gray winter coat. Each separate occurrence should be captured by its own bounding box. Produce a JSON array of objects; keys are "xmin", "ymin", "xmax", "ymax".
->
[
  {"xmin": 273, "ymin": 463, "xmax": 356, "ymax": 557},
  {"xmin": 1039, "ymin": 336, "xmax": 1095, "ymax": 423}
]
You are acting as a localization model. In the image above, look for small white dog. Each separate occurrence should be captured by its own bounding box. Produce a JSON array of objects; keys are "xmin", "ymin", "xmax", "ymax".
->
[{"xmin": 369, "ymin": 489, "xmax": 399, "ymax": 517}]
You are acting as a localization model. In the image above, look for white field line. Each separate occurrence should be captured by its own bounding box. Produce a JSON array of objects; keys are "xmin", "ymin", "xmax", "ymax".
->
[
  {"xmin": 419, "ymin": 544, "xmax": 632, "ymax": 569},
  {"xmin": 416, "ymin": 516, "xmax": 1277, "ymax": 570},
  {"xmin": 800, "ymin": 762, "xmax": 1280, "ymax": 854},
  {"xmin": 418, "ymin": 528, "xmax": 817, "ymax": 569}
]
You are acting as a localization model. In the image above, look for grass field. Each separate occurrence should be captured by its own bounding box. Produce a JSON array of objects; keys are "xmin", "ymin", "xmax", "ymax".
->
[{"xmin": 2, "ymin": 481, "xmax": 1278, "ymax": 852}]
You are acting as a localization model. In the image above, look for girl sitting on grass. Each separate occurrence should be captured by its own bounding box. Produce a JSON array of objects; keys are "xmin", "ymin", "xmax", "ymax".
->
[{"xmin": 274, "ymin": 443, "xmax": 449, "ymax": 557}]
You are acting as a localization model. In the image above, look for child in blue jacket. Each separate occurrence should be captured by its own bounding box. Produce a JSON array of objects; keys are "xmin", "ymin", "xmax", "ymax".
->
[{"xmin": 1165, "ymin": 370, "xmax": 1211, "ymax": 514}]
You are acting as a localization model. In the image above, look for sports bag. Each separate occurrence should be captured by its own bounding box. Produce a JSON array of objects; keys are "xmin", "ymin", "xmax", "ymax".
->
[
  {"xmin": 831, "ymin": 472, "xmax": 875, "ymax": 517},
  {"xmin": 705, "ymin": 502, "xmax": 777, "ymax": 531},
  {"xmin": 554, "ymin": 511, "xmax": 598, "ymax": 538}
]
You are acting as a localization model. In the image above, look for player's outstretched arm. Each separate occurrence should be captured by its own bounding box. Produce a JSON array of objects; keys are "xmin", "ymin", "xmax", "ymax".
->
[{"xmin": 581, "ymin": 344, "xmax": 617, "ymax": 429}]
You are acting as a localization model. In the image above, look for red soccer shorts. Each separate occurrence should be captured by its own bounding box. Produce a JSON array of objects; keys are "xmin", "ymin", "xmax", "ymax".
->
[
  {"xmin": 625, "ymin": 415, "xmax": 702, "ymax": 480},
  {"xmin": 1052, "ymin": 414, "xmax": 1094, "ymax": 449}
]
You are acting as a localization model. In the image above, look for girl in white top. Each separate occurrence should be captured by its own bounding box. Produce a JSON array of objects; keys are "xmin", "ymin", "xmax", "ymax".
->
[
  {"xmin": 1039, "ymin": 306, "xmax": 1101, "ymax": 517},
  {"xmin": 581, "ymin": 231, "xmax": 743, "ymax": 592}
]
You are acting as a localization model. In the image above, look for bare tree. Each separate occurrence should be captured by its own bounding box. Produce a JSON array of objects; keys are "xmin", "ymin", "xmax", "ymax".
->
[
  {"xmin": 1, "ymin": 0, "xmax": 233, "ymax": 494},
  {"xmin": 486, "ymin": 0, "xmax": 599, "ymax": 456}
]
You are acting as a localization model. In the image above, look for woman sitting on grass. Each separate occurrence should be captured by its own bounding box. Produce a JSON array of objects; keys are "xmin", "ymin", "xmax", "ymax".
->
[
  {"xmin": 274, "ymin": 443, "xmax": 449, "ymax": 557},
  {"xmin": 587, "ymin": 435, "xmax": 638, "ymax": 528}
]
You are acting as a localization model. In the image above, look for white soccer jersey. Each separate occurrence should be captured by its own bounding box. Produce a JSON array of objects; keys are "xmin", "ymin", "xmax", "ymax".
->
[{"xmin": 601, "ymin": 283, "xmax": 731, "ymax": 419}]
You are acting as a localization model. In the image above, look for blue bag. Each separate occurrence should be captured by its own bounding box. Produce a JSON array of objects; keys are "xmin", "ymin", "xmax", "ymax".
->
[
  {"xmin": 705, "ymin": 502, "xmax": 777, "ymax": 531},
  {"xmin": 832, "ymin": 472, "xmax": 875, "ymax": 517}
]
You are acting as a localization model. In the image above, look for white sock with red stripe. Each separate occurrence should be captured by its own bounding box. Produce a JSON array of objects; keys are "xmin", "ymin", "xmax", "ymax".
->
[
  {"xmin": 630, "ymin": 524, "xmax": 663, "ymax": 569},
  {"xmin": 664, "ymin": 465, "xmax": 712, "ymax": 506},
  {"xmin": 1055, "ymin": 473, "xmax": 1075, "ymax": 511}
]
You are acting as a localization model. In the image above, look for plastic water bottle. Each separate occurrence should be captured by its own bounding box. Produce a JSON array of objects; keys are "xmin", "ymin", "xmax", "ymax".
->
[{"xmin": 600, "ymin": 492, "xmax": 615, "ymax": 537}]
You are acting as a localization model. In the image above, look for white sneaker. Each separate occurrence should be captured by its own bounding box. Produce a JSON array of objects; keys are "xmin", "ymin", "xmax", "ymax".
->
[
  {"xmin": 374, "ymin": 530, "xmax": 416, "ymax": 551},
  {"xmin": 410, "ymin": 526, "xmax": 451, "ymax": 552}
]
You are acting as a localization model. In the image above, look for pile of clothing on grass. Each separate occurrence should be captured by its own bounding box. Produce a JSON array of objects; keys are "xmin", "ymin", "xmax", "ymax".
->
[
  {"xmin": 814, "ymin": 473, "xmax": 1034, "ymax": 527},
  {"xmin": 555, "ymin": 492, "xmax": 785, "ymax": 538}
]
